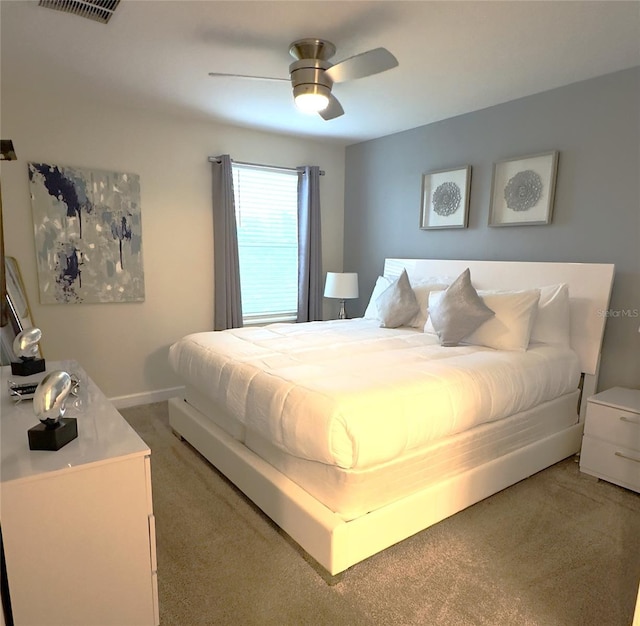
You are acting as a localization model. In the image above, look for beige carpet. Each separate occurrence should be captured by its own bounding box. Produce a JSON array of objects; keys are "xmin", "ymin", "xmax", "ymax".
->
[{"xmin": 120, "ymin": 402, "xmax": 640, "ymax": 626}]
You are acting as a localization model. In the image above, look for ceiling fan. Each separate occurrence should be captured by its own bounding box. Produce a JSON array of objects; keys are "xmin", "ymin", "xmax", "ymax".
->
[{"xmin": 208, "ymin": 38, "xmax": 398, "ymax": 121}]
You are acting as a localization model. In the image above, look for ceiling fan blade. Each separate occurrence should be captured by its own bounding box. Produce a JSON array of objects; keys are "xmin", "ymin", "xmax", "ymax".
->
[
  {"xmin": 319, "ymin": 94, "xmax": 344, "ymax": 121},
  {"xmin": 325, "ymin": 47, "xmax": 398, "ymax": 83},
  {"xmin": 208, "ymin": 72, "xmax": 289, "ymax": 82}
]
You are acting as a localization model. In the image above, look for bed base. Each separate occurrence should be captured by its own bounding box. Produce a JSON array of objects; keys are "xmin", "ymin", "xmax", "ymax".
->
[{"xmin": 168, "ymin": 394, "xmax": 583, "ymax": 576}]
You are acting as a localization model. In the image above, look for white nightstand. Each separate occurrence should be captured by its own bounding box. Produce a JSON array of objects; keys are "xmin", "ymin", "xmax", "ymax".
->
[{"xmin": 579, "ymin": 387, "xmax": 640, "ymax": 493}]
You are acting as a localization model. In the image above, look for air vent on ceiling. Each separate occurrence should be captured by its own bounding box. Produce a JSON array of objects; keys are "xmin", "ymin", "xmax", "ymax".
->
[{"xmin": 38, "ymin": 0, "xmax": 121, "ymax": 24}]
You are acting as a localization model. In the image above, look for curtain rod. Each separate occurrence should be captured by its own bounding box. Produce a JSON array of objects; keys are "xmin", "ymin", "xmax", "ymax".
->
[{"xmin": 209, "ymin": 156, "xmax": 324, "ymax": 176}]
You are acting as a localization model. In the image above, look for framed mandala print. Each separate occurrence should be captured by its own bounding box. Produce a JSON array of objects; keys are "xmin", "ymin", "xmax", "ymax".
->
[
  {"xmin": 420, "ymin": 165, "xmax": 471, "ymax": 229},
  {"xmin": 489, "ymin": 151, "xmax": 559, "ymax": 226}
]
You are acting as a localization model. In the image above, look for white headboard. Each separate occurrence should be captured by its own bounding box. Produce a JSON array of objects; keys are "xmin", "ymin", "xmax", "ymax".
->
[{"xmin": 384, "ymin": 258, "xmax": 615, "ymax": 378}]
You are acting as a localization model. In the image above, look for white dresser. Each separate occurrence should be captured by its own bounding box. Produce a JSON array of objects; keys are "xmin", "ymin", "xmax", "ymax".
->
[
  {"xmin": 0, "ymin": 361, "xmax": 159, "ymax": 626},
  {"xmin": 579, "ymin": 387, "xmax": 640, "ymax": 493}
]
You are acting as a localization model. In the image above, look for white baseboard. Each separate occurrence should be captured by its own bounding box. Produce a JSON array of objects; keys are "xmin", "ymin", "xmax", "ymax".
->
[{"xmin": 110, "ymin": 385, "xmax": 185, "ymax": 409}]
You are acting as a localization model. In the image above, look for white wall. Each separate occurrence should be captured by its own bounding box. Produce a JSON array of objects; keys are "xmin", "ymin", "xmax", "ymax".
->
[{"xmin": 1, "ymin": 86, "xmax": 345, "ymax": 403}]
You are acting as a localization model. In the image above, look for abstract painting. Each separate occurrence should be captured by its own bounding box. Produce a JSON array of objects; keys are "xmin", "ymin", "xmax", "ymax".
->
[
  {"xmin": 420, "ymin": 165, "xmax": 471, "ymax": 229},
  {"xmin": 489, "ymin": 151, "xmax": 559, "ymax": 226},
  {"xmin": 28, "ymin": 163, "xmax": 144, "ymax": 304}
]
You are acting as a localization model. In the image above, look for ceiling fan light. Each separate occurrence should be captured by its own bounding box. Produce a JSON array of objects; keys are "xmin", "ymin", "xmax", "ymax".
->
[
  {"xmin": 293, "ymin": 84, "xmax": 330, "ymax": 113},
  {"xmin": 295, "ymin": 93, "xmax": 329, "ymax": 113}
]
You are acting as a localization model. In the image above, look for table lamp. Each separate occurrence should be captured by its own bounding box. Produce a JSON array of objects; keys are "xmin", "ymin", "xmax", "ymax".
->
[{"xmin": 324, "ymin": 272, "xmax": 358, "ymax": 319}]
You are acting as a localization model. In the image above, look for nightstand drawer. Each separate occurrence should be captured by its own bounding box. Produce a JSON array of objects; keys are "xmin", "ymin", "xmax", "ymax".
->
[
  {"xmin": 580, "ymin": 436, "xmax": 640, "ymax": 493},
  {"xmin": 584, "ymin": 402, "xmax": 640, "ymax": 450}
]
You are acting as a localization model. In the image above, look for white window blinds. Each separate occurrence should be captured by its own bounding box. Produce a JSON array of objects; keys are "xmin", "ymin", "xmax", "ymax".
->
[{"xmin": 232, "ymin": 164, "xmax": 299, "ymax": 323}]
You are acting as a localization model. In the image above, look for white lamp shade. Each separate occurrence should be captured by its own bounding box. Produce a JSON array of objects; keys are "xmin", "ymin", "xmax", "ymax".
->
[{"xmin": 324, "ymin": 272, "xmax": 359, "ymax": 299}]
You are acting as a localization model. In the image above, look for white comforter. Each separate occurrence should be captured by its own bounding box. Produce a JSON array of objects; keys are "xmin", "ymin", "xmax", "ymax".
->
[{"xmin": 169, "ymin": 319, "xmax": 581, "ymax": 470}]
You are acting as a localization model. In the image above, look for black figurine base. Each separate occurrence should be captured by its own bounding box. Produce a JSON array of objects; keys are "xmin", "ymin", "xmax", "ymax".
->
[
  {"xmin": 11, "ymin": 358, "xmax": 46, "ymax": 377},
  {"xmin": 28, "ymin": 418, "xmax": 78, "ymax": 451}
]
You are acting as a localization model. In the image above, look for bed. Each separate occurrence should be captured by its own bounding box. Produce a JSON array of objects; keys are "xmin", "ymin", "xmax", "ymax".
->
[{"xmin": 168, "ymin": 258, "xmax": 615, "ymax": 575}]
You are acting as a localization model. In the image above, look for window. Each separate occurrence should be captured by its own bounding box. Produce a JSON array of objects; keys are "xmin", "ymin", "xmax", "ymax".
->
[{"xmin": 232, "ymin": 164, "xmax": 298, "ymax": 323}]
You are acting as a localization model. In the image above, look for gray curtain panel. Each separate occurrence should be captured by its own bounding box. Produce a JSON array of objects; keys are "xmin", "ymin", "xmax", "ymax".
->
[
  {"xmin": 297, "ymin": 165, "xmax": 323, "ymax": 322},
  {"xmin": 211, "ymin": 155, "xmax": 243, "ymax": 330}
]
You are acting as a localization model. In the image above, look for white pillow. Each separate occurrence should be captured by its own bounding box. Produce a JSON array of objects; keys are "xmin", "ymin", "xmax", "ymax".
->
[
  {"xmin": 408, "ymin": 280, "xmax": 449, "ymax": 329},
  {"xmin": 364, "ymin": 276, "xmax": 392, "ymax": 319},
  {"xmin": 530, "ymin": 284, "xmax": 571, "ymax": 346},
  {"xmin": 463, "ymin": 289, "xmax": 541, "ymax": 351}
]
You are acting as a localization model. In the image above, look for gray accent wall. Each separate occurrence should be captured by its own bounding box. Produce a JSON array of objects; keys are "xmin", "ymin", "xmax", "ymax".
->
[{"xmin": 344, "ymin": 67, "xmax": 639, "ymax": 390}]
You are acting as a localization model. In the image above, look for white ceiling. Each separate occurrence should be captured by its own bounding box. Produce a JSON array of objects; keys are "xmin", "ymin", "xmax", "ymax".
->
[{"xmin": 2, "ymin": 0, "xmax": 639, "ymax": 145}]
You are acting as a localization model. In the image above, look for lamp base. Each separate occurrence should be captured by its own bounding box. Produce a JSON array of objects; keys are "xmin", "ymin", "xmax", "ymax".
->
[
  {"xmin": 28, "ymin": 418, "xmax": 78, "ymax": 451},
  {"xmin": 338, "ymin": 300, "xmax": 347, "ymax": 319},
  {"xmin": 11, "ymin": 358, "xmax": 46, "ymax": 377}
]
